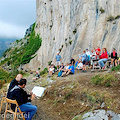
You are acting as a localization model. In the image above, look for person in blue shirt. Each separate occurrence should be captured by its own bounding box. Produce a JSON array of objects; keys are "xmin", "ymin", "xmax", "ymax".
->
[
  {"xmin": 55, "ymin": 52, "xmax": 61, "ymax": 70},
  {"xmin": 61, "ymin": 63, "xmax": 74, "ymax": 76},
  {"xmin": 66, "ymin": 63, "xmax": 75, "ymax": 75}
]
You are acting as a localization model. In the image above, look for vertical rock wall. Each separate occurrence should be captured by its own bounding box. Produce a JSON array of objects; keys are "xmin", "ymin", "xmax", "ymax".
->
[{"xmin": 24, "ymin": 0, "xmax": 120, "ymax": 70}]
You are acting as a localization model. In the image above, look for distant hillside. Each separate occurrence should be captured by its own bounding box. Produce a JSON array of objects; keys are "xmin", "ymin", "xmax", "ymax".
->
[{"xmin": 0, "ymin": 38, "xmax": 17, "ymax": 57}]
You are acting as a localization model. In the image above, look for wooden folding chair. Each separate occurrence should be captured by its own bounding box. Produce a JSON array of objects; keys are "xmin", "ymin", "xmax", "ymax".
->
[
  {"xmin": 0, "ymin": 90, "xmax": 7, "ymax": 113},
  {"xmin": 4, "ymin": 98, "xmax": 25, "ymax": 120}
]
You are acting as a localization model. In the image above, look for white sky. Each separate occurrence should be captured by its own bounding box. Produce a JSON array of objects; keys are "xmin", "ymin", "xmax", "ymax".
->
[{"xmin": 0, "ymin": 0, "xmax": 36, "ymax": 39}]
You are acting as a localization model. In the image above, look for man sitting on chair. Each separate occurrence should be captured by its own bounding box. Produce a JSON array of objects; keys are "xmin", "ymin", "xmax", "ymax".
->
[{"xmin": 7, "ymin": 79, "xmax": 37, "ymax": 120}]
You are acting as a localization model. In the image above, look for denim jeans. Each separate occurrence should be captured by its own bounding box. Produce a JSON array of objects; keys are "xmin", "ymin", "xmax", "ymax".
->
[
  {"xmin": 19, "ymin": 103, "xmax": 37, "ymax": 120},
  {"xmin": 98, "ymin": 58, "xmax": 108, "ymax": 68}
]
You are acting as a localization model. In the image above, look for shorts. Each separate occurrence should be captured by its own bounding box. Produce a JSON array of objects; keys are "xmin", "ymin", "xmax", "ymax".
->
[
  {"xmin": 70, "ymin": 71, "xmax": 74, "ymax": 74},
  {"xmin": 56, "ymin": 61, "xmax": 61, "ymax": 66},
  {"xmin": 82, "ymin": 60, "xmax": 86, "ymax": 65},
  {"xmin": 111, "ymin": 57, "xmax": 117, "ymax": 60}
]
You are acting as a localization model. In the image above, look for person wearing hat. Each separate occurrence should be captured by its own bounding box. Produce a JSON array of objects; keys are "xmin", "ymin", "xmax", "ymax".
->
[{"xmin": 55, "ymin": 52, "xmax": 61, "ymax": 70}]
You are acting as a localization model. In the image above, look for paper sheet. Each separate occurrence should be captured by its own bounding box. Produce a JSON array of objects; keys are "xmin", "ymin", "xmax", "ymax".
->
[{"xmin": 32, "ymin": 86, "xmax": 45, "ymax": 97}]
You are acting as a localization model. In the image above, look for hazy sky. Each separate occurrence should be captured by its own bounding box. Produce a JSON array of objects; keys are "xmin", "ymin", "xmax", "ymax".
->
[{"xmin": 0, "ymin": 0, "xmax": 36, "ymax": 39}]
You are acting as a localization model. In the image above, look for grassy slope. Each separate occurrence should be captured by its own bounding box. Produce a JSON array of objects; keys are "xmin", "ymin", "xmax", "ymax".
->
[
  {"xmin": 0, "ymin": 67, "xmax": 120, "ymax": 120},
  {"xmin": 17, "ymin": 69, "xmax": 120, "ymax": 120}
]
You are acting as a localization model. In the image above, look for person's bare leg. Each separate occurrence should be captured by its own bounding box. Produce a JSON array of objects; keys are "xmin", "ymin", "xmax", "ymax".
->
[
  {"xmin": 49, "ymin": 71, "xmax": 52, "ymax": 76},
  {"xmin": 62, "ymin": 72, "xmax": 66, "ymax": 76},
  {"xmin": 115, "ymin": 60, "xmax": 117, "ymax": 66},
  {"xmin": 111, "ymin": 59, "xmax": 114, "ymax": 65},
  {"xmin": 66, "ymin": 70, "xmax": 70, "ymax": 75}
]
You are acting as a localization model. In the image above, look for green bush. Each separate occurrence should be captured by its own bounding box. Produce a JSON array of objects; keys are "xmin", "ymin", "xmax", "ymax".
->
[
  {"xmin": 111, "ymin": 65, "xmax": 120, "ymax": 71},
  {"xmin": 91, "ymin": 74, "xmax": 117, "ymax": 87},
  {"xmin": 48, "ymin": 61, "xmax": 52, "ymax": 65},
  {"xmin": 73, "ymin": 28, "xmax": 77, "ymax": 34},
  {"xmin": 69, "ymin": 40, "xmax": 72, "ymax": 45},
  {"xmin": 107, "ymin": 16, "xmax": 114, "ymax": 22},
  {"xmin": 100, "ymin": 7, "xmax": 105, "ymax": 13},
  {"xmin": 115, "ymin": 15, "xmax": 120, "ymax": 19},
  {"xmin": 0, "ymin": 68, "xmax": 15, "ymax": 89},
  {"xmin": 40, "ymin": 68, "xmax": 48, "ymax": 75}
]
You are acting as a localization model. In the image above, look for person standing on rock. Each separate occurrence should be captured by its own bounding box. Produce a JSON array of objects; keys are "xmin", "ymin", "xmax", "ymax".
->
[
  {"xmin": 55, "ymin": 52, "xmax": 61, "ymax": 70},
  {"xmin": 8, "ymin": 74, "xmax": 23, "ymax": 92}
]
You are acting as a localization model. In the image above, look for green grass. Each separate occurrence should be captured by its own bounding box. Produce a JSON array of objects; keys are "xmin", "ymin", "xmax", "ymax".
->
[
  {"xmin": 0, "ymin": 68, "xmax": 16, "ymax": 89},
  {"xmin": 91, "ymin": 73, "xmax": 117, "ymax": 87},
  {"xmin": 111, "ymin": 65, "xmax": 120, "ymax": 71},
  {"xmin": 40, "ymin": 68, "xmax": 48, "ymax": 75}
]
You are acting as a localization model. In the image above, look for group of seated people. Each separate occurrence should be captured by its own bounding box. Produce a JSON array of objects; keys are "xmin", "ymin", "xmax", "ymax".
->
[
  {"xmin": 48, "ymin": 62, "xmax": 75, "ymax": 77},
  {"xmin": 78, "ymin": 47, "xmax": 120, "ymax": 70},
  {"xmin": 48, "ymin": 46, "xmax": 120, "ymax": 76}
]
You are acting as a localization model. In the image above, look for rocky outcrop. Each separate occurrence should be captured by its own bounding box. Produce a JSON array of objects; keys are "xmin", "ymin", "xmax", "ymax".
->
[
  {"xmin": 72, "ymin": 109, "xmax": 120, "ymax": 120},
  {"xmin": 24, "ymin": 0, "xmax": 120, "ymax": 70}
]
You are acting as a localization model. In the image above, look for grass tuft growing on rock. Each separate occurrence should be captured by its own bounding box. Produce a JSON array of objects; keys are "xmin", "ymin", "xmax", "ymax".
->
[
  {"xmin": 107, "ymin": 16, "xmax": 115, "ymax": 22},
  {"xmin": 100, "ymin": 7, "xmax": 105, "ymax": 14}
]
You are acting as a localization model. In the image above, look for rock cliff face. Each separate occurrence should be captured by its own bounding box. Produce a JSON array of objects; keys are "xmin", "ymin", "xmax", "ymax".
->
[{"xmin": 24, "ymin": 0, "xmax": 120, "ymax": 70}]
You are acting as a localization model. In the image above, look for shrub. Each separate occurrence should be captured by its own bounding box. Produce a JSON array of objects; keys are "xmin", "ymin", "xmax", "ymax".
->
[
  {"xmin": 73, "ymin": 28, "xmax": 77, "ymax": 34},
  {"xmin": 38, "ymin": 67, "xmax": 40, "ymax": 70},
  {"xmin": 91, "ymin": 74, "xmax": 117, "ymax": 87},
  {"xmin": 16, "ymin": 40, "xmax": 19, "ymax": 44},
  {"xmin": 0, "ymin": 68, "xmax": 15, "ymax": 89},
  {"xmin": 40, "ymin": 68, "xmax": 48, "ymax": 75},
  {"xmin": 48, "ymin": 61, "xmax": 52, "ymax": 65},
  {"xmin": 7, "ymin": 61, "xmax": 10, "ymax": 66},
  {"xmin": 111, "ymin": 65, "xmax": 120, "ymax": 71},
  {"xmin": 107, "ymin": 16, "xmax": 114, "ymax": 22},
  {"xmin": 59, "ymin": 48, "xmax": 62, "ymax": 52},
  {"xmin": 69, "ymin": 40, "xmax": 72, "ymax": 45},
  {"xmin": 115, "ymin": 15, "xmax": 120, "ymax": 19},
  {"xmin": 100, "ymin": 7, "xmax": 105, "ymax": 14}
]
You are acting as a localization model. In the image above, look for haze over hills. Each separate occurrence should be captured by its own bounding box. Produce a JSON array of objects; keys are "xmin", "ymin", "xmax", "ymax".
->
[{"xmin": 0, "ymin": 38, "xmax": 17, "ymax": 57}]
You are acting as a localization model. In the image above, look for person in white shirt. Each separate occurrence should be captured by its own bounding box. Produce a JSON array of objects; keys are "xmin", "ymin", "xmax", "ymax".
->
[
  {"xmin": 76, "ymin": 60, "xmax": 83, "ymax": 70},
  {"xmin": 48, "ymin": 65, "xmax": 54, "ymax": 76},
  {"xmin": 90, "ymin": 49, "xmax": 96, "ymax": 68}
]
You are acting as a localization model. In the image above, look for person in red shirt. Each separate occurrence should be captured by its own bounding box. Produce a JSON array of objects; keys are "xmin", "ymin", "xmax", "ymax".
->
[
  {"xmin": 98, "ymin": 48, "xmax": 108, "ymax": 69},
  {"xmin": 110, "ymin": 48, "xmax": 118, "ymax": 67},
  {"xmin": 94, "ymin": 46, "xmax": 101, "ymax": 59}
]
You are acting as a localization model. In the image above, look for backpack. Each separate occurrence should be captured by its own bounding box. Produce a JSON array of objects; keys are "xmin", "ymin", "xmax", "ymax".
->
[
  {"xmin": 85, "ymin": 54, "xmax": 89, "ymax": 62},
  {"xmin": 57, "ymin": 71, "xmax": 62, "ymax": 77}
]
